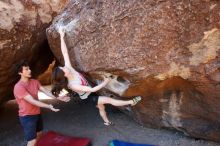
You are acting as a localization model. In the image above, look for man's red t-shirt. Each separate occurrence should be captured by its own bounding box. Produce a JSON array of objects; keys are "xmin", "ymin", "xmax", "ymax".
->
[{"xmin": 14, "ymin": 79, "xmax": 41, "ymax": 116}]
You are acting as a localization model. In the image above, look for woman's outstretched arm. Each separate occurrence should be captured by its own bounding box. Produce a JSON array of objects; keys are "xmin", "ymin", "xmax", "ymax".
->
[
  {"xmin": 70, "ymin": 78, "xmax": 110, "ymax": 93},
  {"xmin": 58, "ymin": 27, "xmax": 73, "ymax": 69}
]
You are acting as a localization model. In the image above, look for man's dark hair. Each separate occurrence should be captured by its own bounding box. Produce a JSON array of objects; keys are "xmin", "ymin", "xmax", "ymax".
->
[{"xmin": 15, "ymin": 59, "xmax": 29, "ymax": 74}]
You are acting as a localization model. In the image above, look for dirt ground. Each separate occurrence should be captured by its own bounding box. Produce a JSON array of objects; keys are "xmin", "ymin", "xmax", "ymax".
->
[{"xmin": 0, "ymin": 99, "xmax": 219, "ymax": 146}]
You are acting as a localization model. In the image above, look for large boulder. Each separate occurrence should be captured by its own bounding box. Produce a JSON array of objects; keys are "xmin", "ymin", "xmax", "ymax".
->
[
  {"xmin": 47, "ymin": 0, "xmax": 220, "ymax": 142},
  {"xmin": 0, "ymin": 0, "xmax": 69, "ymax": 104}
]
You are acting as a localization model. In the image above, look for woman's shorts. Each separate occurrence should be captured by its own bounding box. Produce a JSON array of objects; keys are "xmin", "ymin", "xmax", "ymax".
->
[
  {"xmin": 19, "ymin": 114, "xmax": 43, "ymax": 141},
  {"xmin": 87, "ymin": 92, "xmax": 99, "ymax": 105}
]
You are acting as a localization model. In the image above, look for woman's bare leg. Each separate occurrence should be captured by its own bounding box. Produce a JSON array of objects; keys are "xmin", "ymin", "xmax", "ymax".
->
[
  {"xmin": 97, "ymin": 96, "xmax": 141, "ymax": 124},
  {"xmin": 98, "ymin": 96, "xmax": 133, "ymax": 106},
  {"xmin": 96, "ymin": 104, "xmax": 110, "ymax": 123}
]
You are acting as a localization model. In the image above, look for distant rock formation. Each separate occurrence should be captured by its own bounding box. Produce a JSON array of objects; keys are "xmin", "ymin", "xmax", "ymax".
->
[{"xmin": 0, "ymin": 0, "xmax": 69, "ymax": 103}]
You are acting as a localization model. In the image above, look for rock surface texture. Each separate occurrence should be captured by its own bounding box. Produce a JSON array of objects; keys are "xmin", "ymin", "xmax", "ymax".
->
[
  {"xmin": 0, "ymin": 0, "xmax": 68, "ymax": 103},
  {"xmin": 47, "ymin": 0, "xmax": 220, "ymax": 142}
]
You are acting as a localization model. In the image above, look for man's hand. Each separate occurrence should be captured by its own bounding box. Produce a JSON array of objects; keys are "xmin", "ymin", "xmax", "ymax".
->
[
  {"xmin": 57, "ymin": 96, "xmax": 71, "ymax": 102},
  {"xmin": 48, "ymin": 104, "xmax": 60, "ymax": 112}
]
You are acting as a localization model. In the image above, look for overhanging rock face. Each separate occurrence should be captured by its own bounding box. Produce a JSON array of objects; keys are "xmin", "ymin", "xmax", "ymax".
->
[
  {"xmin": 0, "ymin": 0, "xmax": 69, "ymax": 103},
  {"xmin": 47, "ymin": 0, "xmax": 220, "ymax": 142}
]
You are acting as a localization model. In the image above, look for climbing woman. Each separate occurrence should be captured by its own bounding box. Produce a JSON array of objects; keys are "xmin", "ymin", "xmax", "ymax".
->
[{"xmin": 51, "ymin": 27, "xmax": 141, "ymax": 126}]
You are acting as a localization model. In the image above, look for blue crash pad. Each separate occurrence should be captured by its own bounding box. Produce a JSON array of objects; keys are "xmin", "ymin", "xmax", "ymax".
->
[{"xmin": 109, "ymin": 140, "xmax": 156, "ymax": 146}]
